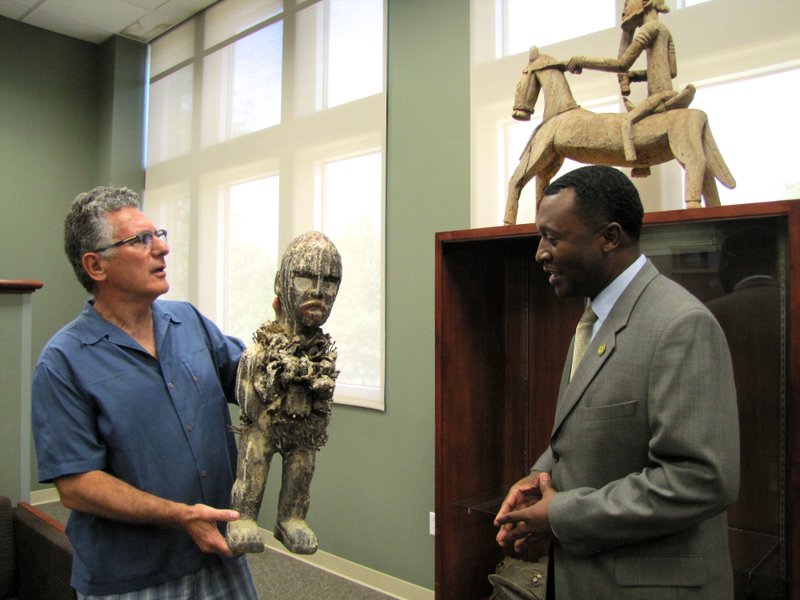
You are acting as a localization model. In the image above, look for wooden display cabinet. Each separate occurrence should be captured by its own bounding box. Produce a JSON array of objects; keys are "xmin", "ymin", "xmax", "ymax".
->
[{"xmin": 435, "ymin": 200, "xmax": 800, "ymax": 599}]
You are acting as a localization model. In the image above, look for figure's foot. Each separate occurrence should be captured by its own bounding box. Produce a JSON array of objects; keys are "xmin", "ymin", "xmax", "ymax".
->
[
  {"xmin": 631, "ymin": 166, "xmax": 651, "ymax": 178},
  {"xmin": 275, "ymin": 518, "xmax": 318, "ymax": 554},
  {"xmin": 226, "ymin": 519, "xmax": 265, "ymax": 553}
]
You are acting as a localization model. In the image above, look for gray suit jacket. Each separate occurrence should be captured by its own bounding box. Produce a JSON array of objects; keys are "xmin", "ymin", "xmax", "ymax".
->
[{"xmin": 533, "ymin": 260, "xmax": 739, "ymax": 598}]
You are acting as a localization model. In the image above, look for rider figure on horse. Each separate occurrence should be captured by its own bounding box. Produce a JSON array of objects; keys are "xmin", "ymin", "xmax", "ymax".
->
[{"xmin": 566, "ymin": 0, "xmax": 695, "ymax": 163}]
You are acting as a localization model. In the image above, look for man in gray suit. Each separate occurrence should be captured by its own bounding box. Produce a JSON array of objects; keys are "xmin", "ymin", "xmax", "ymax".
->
[{"xmin": 494, "ymin": 165, "xmax": 739, "ymax": 598}]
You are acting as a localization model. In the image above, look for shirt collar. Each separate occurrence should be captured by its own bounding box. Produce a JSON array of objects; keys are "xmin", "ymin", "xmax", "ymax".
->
[
  {"xmin": 76, "ymin": 299, "xmax": 181, "ymax": 346},
  {"xmin": 590, "ymin": 254, "xmax": 647, "ymax": 323}
]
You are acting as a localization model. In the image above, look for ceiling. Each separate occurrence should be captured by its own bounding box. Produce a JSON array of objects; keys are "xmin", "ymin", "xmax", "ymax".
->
[{"xmin": 0, "ymin": 0, "xmax": 218, "ymax": 44}]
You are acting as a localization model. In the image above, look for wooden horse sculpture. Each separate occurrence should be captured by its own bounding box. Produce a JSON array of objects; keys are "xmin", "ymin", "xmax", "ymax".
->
[{"xmin": 504, "ymin": 47, "xmax": 735, "ymax": 225}]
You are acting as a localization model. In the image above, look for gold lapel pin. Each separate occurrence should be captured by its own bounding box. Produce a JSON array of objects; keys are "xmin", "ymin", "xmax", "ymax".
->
[{"xmin": 597, "ymin": 343, "xmax": 606, "ymax": 356}]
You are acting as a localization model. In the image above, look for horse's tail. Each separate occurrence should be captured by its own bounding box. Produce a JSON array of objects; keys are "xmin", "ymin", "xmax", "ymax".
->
[{"xmin": 702, "ymin": 123, "xmax": 736, "ymax": 189}]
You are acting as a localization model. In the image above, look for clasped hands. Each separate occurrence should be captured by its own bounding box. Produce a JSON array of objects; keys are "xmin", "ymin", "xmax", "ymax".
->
[{"xmin": 494, "ymin": 471, "xmax": 557, "ymax": 552}]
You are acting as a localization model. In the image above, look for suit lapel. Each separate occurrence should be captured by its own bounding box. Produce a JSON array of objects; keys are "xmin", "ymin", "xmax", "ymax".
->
[{"xmin": 551, "ymin": 260, "xmax": 660, "ymax": 435}]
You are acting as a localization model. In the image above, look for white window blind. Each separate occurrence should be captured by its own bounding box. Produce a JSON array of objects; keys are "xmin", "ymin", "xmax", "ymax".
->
[{"xmin": 145, "ymin": 0, "xmax": 387, "ymax": 410}]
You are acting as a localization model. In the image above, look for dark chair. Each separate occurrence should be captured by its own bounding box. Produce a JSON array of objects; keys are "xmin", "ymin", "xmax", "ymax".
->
[{"xmin": 0, "ymin": 495, "xmax": 76, "ymax": 600}]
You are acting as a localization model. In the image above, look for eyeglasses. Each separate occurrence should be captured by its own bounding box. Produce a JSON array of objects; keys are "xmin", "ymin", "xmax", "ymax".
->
[{"xmin": 91, "ymin": 229, "xmax": 168, "ymax": 253}]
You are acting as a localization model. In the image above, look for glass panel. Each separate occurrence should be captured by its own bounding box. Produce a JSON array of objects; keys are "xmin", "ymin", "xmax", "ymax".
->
[
  {"xmin": 146, "ymin": 65, "xmax": 193, "ymax": 165},
  {"xmin": 142, "ymin": 189, "xmax": 191, "ymax": 301},
  {"xmin": 202, "ymin": 22, "xmax": 283, "ymax": 145},
  {"xmin": 224, "ymin": 177, "xmax": 280, "ymax": 342},
  {"xmin": 641, "ymin": 216, "xmax": 786, "ymax": 596},
  {"xmin": 693, "ymin": 68, "xmax": 800, "ymax": 205},
  {"xmin": 320, "ymin": 152, "xmax": 383, "ymax": 400},
  {"xmin": 327, "ymin": 0, "xmax": 384, "ymax": 108},
  {"xmin": 204, "ymin": 0, "xmax": 283, "ymax": 49},
  {"xmin": 501, "ymin": 0, "xmax": 616, "ymax": 58}
]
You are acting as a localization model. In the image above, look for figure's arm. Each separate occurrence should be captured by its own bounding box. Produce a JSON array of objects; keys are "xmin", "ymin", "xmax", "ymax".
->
[
  {"xmin": 569, "ymin": 26, "xmax": 650, "ymax": 74},
  {"xmin": 55, "ymin": 471, "xmax": 240, "ymax": 557},
  {"xmin": 547, "ymin": 307, "xmax": 739, "ymax": 557},
  {"xmin": 668, "ymin": 35, "xmax": 677, "ymax": 78},
  {"xmin": 617, "ymin": 30, "xmax": 634, "ymax": 95}
]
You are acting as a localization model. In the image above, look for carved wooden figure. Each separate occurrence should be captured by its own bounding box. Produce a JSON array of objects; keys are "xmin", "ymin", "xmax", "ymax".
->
[
  {"xmin": 226, "ymin": 231, "xmax": 342, "ymax": 554},
  {"xmin": 504, "ymin": 46, "xmax": 735, "ymax": 225}
]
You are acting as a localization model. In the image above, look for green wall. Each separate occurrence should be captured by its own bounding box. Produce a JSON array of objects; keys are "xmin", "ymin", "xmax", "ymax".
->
[
  {"xmin": 0, "ymin": 18, "xmax": 147, "ymax": 495},
  {"xmin": 0, "ymin": 0, "xmax": 469, "ymax": 589}
]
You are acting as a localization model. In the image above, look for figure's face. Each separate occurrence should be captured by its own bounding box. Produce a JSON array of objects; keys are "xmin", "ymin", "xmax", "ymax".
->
[
  {"xmin": 621, "ymin": 0, "xmax": 646, "ymax": 30},
  {"xmin": 534, "ymin": 189, "xmax": 607, "ymax": 299},
  {"xmin": 96, "ymin": 207, "xmax": 170, "ymax": 300},
  {"xmin": 279, "ymin": 234, "xmax": 342, "ymax": 329}
]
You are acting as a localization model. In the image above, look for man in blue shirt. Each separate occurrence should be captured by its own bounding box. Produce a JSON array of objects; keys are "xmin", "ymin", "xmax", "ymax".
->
[{"xmin": 32, "ymin": 186, "xmax": 258, "ymax": 598}]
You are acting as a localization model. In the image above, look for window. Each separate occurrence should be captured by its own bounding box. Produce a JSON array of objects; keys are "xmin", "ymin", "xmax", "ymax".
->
[
  {"xmin": 471, "ymin": 0, "xmax": 800, "ymax": 226},
  {"xmin": 145, "ymin": 0, "xmax": 387, "ymax": 410},
  {"xmin": 692, "ymin": 68, "xmax": 800, "ymax": 205},
  {"xmin": 498, "ymin": 1, "xmax": 615, "ymax": 59}
]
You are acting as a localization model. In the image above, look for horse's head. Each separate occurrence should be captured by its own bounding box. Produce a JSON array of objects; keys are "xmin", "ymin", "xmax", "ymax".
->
[
  {"xmin": 513, "ymin": 47, "xmax": 543, "ymax": 121},
  {"xmin": 513, "ymin": 46, "xmax": 573, "ymax": 121}
]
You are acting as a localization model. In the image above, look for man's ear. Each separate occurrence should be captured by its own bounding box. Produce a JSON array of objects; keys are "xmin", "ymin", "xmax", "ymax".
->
[
  {"xmin": 81, "ymin": 252, "xmax": 108, "ymax": 285},
  {"xmin": 600, "ymin": 222, "xmax": 623, "ymax": 252}
]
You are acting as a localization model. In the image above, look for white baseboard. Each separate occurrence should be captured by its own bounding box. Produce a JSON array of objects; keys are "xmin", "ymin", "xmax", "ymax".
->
[
  {"xmin": 30, "ymin": 487, "xmax": 60, "ymax": 504},
  {"xmin": 27, "ymin": 490, "xmax": 433, "ymax": 600},
  {"xmin": 261, "ymin": 528, "xmax": 434, "ymax": 600}
]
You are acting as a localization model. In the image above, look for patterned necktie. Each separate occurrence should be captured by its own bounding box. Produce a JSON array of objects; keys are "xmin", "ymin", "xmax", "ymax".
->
[{"xmin": 570, "ymin": 302, "xmax": 598, "ymax": 380}]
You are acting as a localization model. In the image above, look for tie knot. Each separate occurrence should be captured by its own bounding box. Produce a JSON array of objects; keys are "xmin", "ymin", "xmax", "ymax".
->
[{"xmin": 579, "ymin": 303, "xmax": 597, "ymax": 325}]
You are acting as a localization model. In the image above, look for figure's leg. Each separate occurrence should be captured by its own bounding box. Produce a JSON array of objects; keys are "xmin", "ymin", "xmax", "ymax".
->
[
  {"xmin": 702, "ymin": 168, "xmax": 721, "ymax": 207},
  {"xmin": 621, "ymin": 93, "xmax": 675, "ymax": 162},
  {"xmin": 668, "ymin": 112, "xmax": 709, "ymax": 209},
  {"xmin": 505, "ymin": 152, "xmax": 535, "ymax": 225},
  {"xmin": 227, "ymin": 427, "xmax": 275, "ymax": 553},
  {"xmin": 274, "ymin": 448, "xmax": 319, "ymax": 554},
  {"xmin": 534, "ymin": 155, "xmax": 564, "ymax": 210},
  {"xmin": 621, "ymin": 116, "xmax": 637, "ymax": 162},
  {"xmin": 505, "ymin": 136, "xmax": 556, "ymax": 224}
]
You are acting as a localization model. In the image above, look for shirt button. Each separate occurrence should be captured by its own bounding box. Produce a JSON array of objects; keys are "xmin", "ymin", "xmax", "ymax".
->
[
  {"xmin": 186, "ymin": 424, "xmax": 193, "ymax": 432},
  {"xmin": 167, "ymin": 382, "xmax": 175, "ymax": 389},
  {"xmin": 201, "ymin": 470, "xmax": 208, "ymax": 478}
]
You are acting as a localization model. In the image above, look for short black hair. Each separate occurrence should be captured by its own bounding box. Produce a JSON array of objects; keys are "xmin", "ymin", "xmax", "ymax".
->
[{"xmin": 543, "ymin": 165, "xmax": 644, "ymax": 241}]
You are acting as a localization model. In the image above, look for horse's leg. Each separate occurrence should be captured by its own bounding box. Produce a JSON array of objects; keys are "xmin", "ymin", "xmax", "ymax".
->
[
  {"xmin": 534, "ymin": 154, "xmax": 564, "ymax": 211},
  {"xmin": 504, "ymin": 138, "xmax": 553, "ymax": 225},
  {"xmin": 667, "ymin": 113, "xmax": 708, "ymax": 208},
  {"xmin": 702, "ymin": 169, "xmax": 721, "ymax": 207},
  {"xmin": 505, "ymin": 156, "xmax": 533, "ymax": 225}
]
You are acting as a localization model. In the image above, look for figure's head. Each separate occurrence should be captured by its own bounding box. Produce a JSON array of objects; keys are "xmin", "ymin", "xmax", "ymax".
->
[
  {"xmin": 65, "ymin": 187, "xmax": 140, "ymax": 292},
  {"xmin": 535, "ymin": 166, "xmax": 643, "ymax": 299},
  {"xmin": 275, "ymin": 231, "xmax": 342, "ymax": 330},
  {"xmin": 621, "ymin": 0, "xmax": 668, "ymax": 31}
]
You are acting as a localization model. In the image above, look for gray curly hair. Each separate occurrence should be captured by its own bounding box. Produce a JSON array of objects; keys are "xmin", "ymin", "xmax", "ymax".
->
[{"xmin": 64, "ymin": 186, "xmax": 140, "ymax": 292}]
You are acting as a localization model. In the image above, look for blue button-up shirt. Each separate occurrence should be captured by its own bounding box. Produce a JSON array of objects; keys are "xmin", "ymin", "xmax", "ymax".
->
[{"xmin": 32, "ymin": 300, "xmax": 245, "ymax": 595}]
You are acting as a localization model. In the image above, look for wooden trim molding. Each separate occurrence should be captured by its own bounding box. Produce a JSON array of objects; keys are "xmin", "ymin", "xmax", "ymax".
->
[
  {"xmin": 0, "ymin": 279, "xmax": 44, "ymax": 294},
  {"xmin": 17, "ymin": 500, "xmax": 67, "ymax": 534}
]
